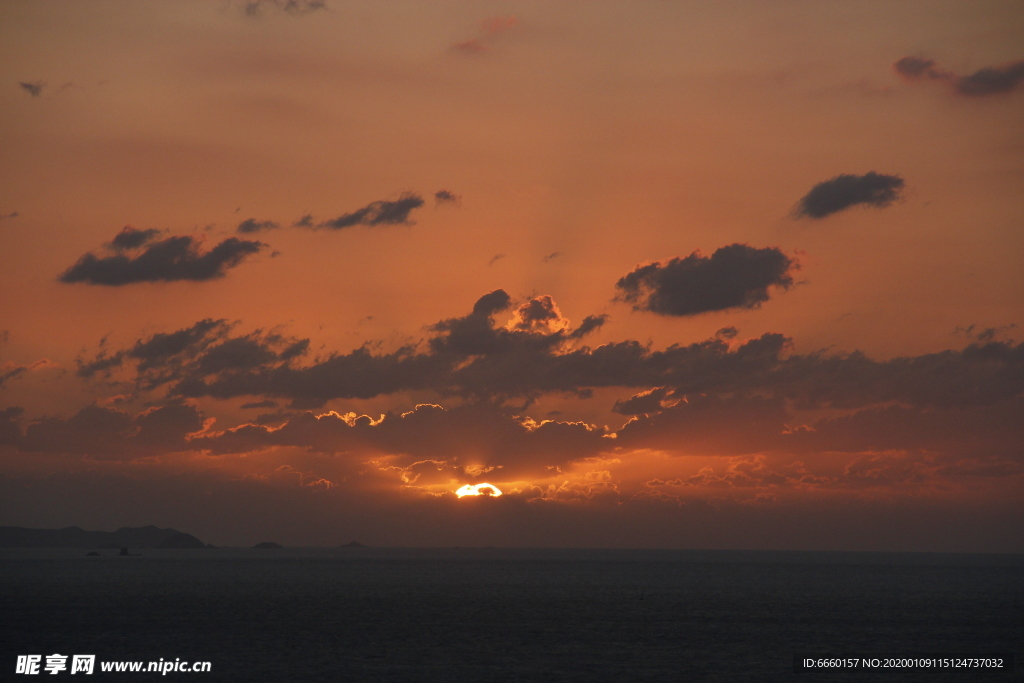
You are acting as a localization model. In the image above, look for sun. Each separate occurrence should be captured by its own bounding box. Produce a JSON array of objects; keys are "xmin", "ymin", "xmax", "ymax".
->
[{"xmin": 455, "ymin": 483, "xmax": 503, "ymax": 498}]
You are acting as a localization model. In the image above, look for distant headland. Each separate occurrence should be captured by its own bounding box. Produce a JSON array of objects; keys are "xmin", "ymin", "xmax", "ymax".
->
[{"xmin": 0, "ymin": 525, "xmax": 209, "ymax": 549}]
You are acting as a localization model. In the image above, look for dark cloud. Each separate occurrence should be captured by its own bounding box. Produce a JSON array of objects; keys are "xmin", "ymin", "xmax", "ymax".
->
[
  {"xmin": 543, "ymin": 251, "xmax": 563, "ymax": 263},
  {"xmin": 0, "ymin": 354, "xmax": 54, "ymax": 388},
  {"xmin": 74, "ymin": 351, "xmax": 125, "ymax": 379},
  {"xmin": 0, "ymin": 406, "xmax": 23, "ymax": 445},
  {"xmin": 315, "ymin": 193, "xmax": 424, "ymax": 230},
  {"xmin": 197, "ymin": 336, "xmax": 282, "ymax": 375},
  {"xmin": 240, "ymin": 400, "xmax": 278, "ymax": 410},
  {"xmin": 505, "ymin": 295, "xmax": 568, "ymax": 334},
  {"xmin": 77, "ymin": 319, "xmax": 229, "ymax": 380},
  {"xmin": 954, "ymin": 61, "xmax": 1024, "ymax": 96},
  {"xmin": 243, "ymin": 0, "xmax": 325, "ymax": 17},
  {"xmin": 236, "ymin": 218, "xmax": 280, "ymax": 234},
  {"xmin": 893, "ymin": 56, "xmax": 947, "ymax": 80},
  {"xmin": 568, "ymin": 315, "xmax": 607, "ymax": 340},
  {"xmin": 132, "ymin": 320, "xmax": 229, "ymax": 371},
  {"xmin": 794, "ymin": 172, "xmax": 905, "ymax": 219},
  {"xmin": 11, "ymin": 402, "xmax": 205, "ymax": 460},
  {"xmin": 133, "ymin": 403, "xmax": 206, "ymax": 451},
  {"xmin": 429, "ymin": 289, "xmax": 514, "ymax": 356},
  {"xmin": 59, "ymin": 231, "xmax": 265, "ymax": 286},
  {"xmin": 0, "ymin": 211, "xmax": 19, "ymax": 220},
  {"xmin": 194, "ymin": 402, "xmax": 608, "ymax": 478},
  {"xmin": 615, "ymin": 244, "xmax": 796, "ymax": 316},
  {"xmin": 434, "ymin": 190, "xmax": 461, "ymax": 205},
  {"xmin": 785, "ymin": 399, "xmax": 1024, "ymax": 464},
  {"xmin": 616, "ymin": 394, "xmax": 791, "ymax": 456},
  {"xmin": 716, "ymin": 327, "xmax": 739, "ymax": 340},
  {"xmin": 282, "ymin": 0, "xmax": 326, "ymax": 14},
  {"xmin": 612, "ymin": 387, "xmax": 672, "ymax": 415},
  {"xmin": 74, "ymin": 288, "xmax": 1024, "ymax": 418},
  {"xmin": 487, "ymin": 253, "xmax": 506, "ymax": 266},
  {"xmin": 1, "ymin": 365, "xmax": 28, "ymax": 388},
  {"xmin": 293, "ymin": 214, "xmax": 314, "ymax": 228},
  {"xmin": 79, "ymin": 320, "xmax": 313, "ymax": 398},
  {"xmin": 19, "ymin": 82, "xmax": 44, "ymax": 97},
  {"xmin": 895, "ymin": 56, "xmax": 1024, "ymax": 96},
  {"xmin": 109, "ymin": 226, "xmax": 161, "ymax": 250}
]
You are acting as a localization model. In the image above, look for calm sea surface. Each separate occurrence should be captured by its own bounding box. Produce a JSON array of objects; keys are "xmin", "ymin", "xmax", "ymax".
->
[{"xmin": 1, "ymin": 548, "xmax": 1020, "ymax": 682}]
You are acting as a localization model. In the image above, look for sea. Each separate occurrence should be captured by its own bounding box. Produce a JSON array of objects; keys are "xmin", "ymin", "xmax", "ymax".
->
[{"xmin": 1, "ymin": 548, "xmax": 1020, "ymax": 682}]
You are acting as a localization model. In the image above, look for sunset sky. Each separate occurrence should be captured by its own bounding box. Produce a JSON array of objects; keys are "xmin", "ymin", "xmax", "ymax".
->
[{"xmin": 1, "ymin": 0, "xmax": 1022, "ymax": 550}]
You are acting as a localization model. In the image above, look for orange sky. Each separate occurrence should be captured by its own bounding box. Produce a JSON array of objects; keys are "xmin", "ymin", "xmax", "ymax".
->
[{"xmin": 1, "ymin": 0, "xmax": 1022, "ymax": 550}]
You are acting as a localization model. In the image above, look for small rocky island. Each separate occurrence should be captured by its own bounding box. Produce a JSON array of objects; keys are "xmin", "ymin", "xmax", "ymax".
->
[{"xmin": 253, "ymin": 541, "xmax": 284, "ymax": 549}]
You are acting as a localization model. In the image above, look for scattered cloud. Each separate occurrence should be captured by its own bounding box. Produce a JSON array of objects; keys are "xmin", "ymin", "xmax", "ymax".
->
[
  {"xmin": 487, "ymin": 253, "xmax": 506, "ymax": 266},
  {"xmin": 434, "ymin": 190, "xmax": 461, "ymax": 206},
  {"xmin": 542, "ymin": 251, "xmax": 563, "ymax": 263},
  {"xmin": 954, "ymin": 62, "xmax": 1024, "ymax": 96},
  {"xmin": 0, "ymin": 211, "xmax": 18, "ymax": 220},
  {"xmin": 313, "ymin": 193, "xmax": 425, "ymax": 230},
  {"xmin": 59, "ymin": 231, "xmax": 266, "ymax": 286},
  {"xmin": 794, "ymin": 172, "xmax": 905, "ymax": 219},
  {"xmin": 895, "ymin": 56, "xmax": 1024, "ymax": 96},
  {"xmin": 615, "ymin": 244, "xmax": 796, "ymax": 316},
  {"xmin": 1, "ymin": 364, "xmax": 28, "ymax": 388},
  {"xmin": 893, "ymin": 56, "xmax": 947, "ymax": 80},
  {"xmin": 1, "ymin": 358, "xmax": 56, "ymax": 389},
  {"xmin": 242, "ymin": 0, "xmax": 326, "ymax": 17},
  {"xmin": 18, "ymin": 81, "xmax": 45, "ymax": 97},
  {"xmin": 237, "ymin": 218, "xmax": 281, "ymax": 234}
]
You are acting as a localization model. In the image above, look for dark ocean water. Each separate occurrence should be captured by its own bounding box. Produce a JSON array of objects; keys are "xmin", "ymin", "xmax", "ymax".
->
[{"xmin": 1, "ymin": 548, "xmax": 1020, "ymax": 682}]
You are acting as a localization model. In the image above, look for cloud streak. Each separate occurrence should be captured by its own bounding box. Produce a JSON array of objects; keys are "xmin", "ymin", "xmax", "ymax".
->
[
  {"xmin": 894, "ymin": 56, "xmax": 1024, "ymax": 96},
  {"xmin": 59, "ymin": 231, "xmax": 266, "ymax": 286},
  {"xmin": 794, "ymin": 172, "xmax": 905, "ymax": 219},
  {"xmin": 314, "ymin": 193, "xmax": 424, "ymax": 230},
  {"xmin": 236, "ymin": 219, "xmax": 280, "ymax": 234}
]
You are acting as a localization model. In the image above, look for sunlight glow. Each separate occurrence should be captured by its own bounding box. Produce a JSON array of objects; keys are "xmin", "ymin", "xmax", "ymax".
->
[{"xmin": 455, "ymin": 483, "xmax": 503, "ymax": 498}]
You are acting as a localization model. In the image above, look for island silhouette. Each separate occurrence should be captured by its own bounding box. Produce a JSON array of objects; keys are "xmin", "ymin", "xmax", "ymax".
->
[{"xmin": 0, "ymin": 525, "xmax": 209, "ymax": 549}]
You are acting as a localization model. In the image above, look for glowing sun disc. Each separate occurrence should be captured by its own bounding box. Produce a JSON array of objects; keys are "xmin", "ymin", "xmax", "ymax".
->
[{"xmin": 455, "ymin": 483, "xmax": 503, "ymax": 497}]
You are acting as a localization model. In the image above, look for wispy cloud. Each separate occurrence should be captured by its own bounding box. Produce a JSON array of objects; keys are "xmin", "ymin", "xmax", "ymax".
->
[{"xmin": 895, "ymin": 56, "xmax": 1024, "ymax": 96}]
